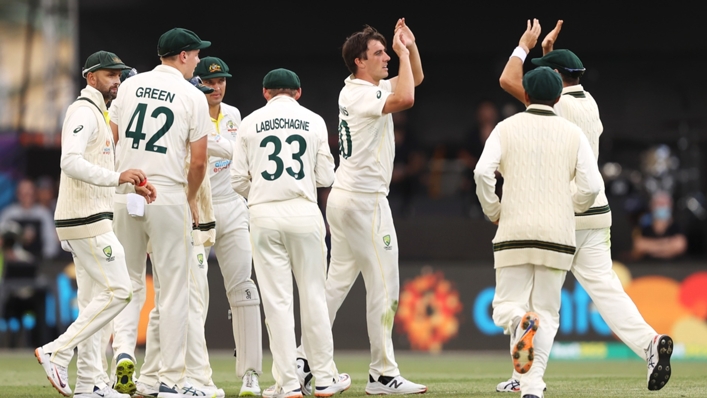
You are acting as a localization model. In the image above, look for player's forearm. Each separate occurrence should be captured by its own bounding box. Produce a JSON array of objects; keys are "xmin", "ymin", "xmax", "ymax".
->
[
  {"xmin": 230, "ymin": 174, "xmax": 251, "ymax": 198},
  {"xmin": 499, "ymin": 51, "xmax": 528, "ymax": 105},
  {"xmin": 408, "ymin": 43, "xmax": 424, "ymax": 86},
  {"xmin": 61, "ymin": 154, "xmax": 121, "ymax": 187},
  {"xmin": 315, "ymin": 150, "xmax": 336, "ymax": 188},
  {"xmin": 186, "ymin": 163, "xmax": 206, "ymax": 202},
  {"xmin": 383, "ymin": 55, "xmax": 415, "ymax": 114}
]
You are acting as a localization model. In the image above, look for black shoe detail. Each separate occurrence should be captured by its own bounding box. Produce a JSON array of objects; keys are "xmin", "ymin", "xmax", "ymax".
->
[
  {"xmin": 648, "ymin": 335, "xmax": 673, "ymax": 391},
  {"xmin": 377, "ymin": 375, "xmax": 394, "ymax": 385},
  {"xmin": 369, "ymin": 374, "xmax": 376, "ymax": 383}
]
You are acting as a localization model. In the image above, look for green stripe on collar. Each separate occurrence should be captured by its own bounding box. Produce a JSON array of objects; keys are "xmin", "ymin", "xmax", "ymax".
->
[
  {"xmin": 563, "ymin": 91, "xmax": 586, "ymax": 98},
  {"xmin": 525, "ymin": 108, "xmax": 556, "ymax": 116}
]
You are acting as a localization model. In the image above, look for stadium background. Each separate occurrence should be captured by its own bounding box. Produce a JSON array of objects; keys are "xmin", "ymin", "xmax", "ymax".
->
[{"xmin": 0, "ymin": 0, "xmax": 706, "ymax": 361}]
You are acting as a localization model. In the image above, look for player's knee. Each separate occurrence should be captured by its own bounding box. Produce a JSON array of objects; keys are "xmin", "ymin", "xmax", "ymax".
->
[{"xmin": 228, "ymin": 279, "xmax": 260, "ymax": 307}]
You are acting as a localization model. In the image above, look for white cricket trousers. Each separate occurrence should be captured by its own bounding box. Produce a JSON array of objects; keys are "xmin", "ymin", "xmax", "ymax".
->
[
  {"xmin": 138, "ymin": 244, "xmax": 214, "ymax": 388},
  {"xmin": 43, "ymin": 232, "xmax": 131, "ymax": 372},
  {"xmin": 111, "ymin": 187, "xmax": 193, "ymax": 388},
  {"xmin": 209, "ymin": 195, "xmax": 262, "ymax": 377},
  {"xmin": 573, "ymin": 228, "xmax": 656, "ymax": 356},
  {"xmin": 324, "ymin": 188, "xmax": 400, "ymax": 379},
  {"xmin": 493, "ymin": 264, "xmax": 567, "ymax": 397},
  {"xmin": 250, "ymin": 198, "xmax": 338, "ymax": 392}
]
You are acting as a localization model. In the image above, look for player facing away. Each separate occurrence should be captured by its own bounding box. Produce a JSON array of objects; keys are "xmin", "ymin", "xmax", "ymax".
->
[
  {"xmin": 193, "ymin": 56, "xmax": 263, "ymax": 397},
  {"xmin": 231, "ymin": 68, "xmax": 350, "ymax": 398},
  {"xmin": 495, "ymin": 19, "xmax": 673, "ymax": 393},
  {"xmin": 35, "ymin": 50, "xmax": 155, "ymax": 398},
  {"xmin": 108, "ymin": 27, "xmax": 212, "ymax": 397},
  {"xmin": 475, "ymin": 66, "xmax": 602, "ymax": 398},
  {"xmin": 296, "ymin": 18, "xmax": 426, "ymax": 395}
]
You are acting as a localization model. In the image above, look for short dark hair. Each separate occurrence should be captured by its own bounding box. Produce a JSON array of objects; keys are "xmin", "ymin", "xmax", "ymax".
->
[
  {"xmin": 560, "ymin": 73, "xmax": 581, "ymax": 86},
  {"xmin": 342, "ymin": 25, "xmax": 387, "ymax": 75},
  {"xmin": 266, "ymin": 88, "xmax": 298, "ymax": 98}
]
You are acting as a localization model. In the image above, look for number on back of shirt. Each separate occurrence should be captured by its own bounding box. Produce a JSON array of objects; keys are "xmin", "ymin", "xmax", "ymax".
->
[
  {"xmin": 125, "ymin": 102, "xmax": 174, "ymax": 154},
  {"xmin": 338, "ymin": 120, "xmax": 352, "ymax": 159},
  {"xmin": 260, "ymin": 134, "xmax": 307, "ymax": 181}
]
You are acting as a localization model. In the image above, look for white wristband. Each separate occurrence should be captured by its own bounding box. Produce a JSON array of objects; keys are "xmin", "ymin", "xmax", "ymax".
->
[{"xmin": 510, "ymin": 46, "xmax": 528, "ymax": 63}]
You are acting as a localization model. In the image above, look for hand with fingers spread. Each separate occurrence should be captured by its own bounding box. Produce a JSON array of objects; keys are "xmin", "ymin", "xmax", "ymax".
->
[
  {"xmin": 119, "ymin": 169, "xmax": 147, "ymax": 186},
  {"xmin": 518, "ymin": 18, "xmax": 541, "ymax": 54},
  {"xmin": 542, "ymin": 20, "xmax": 563, "ymax": 55},
  {"xmin": 135, "ymin": 182, "xmax": 157, "ymax": 204}
]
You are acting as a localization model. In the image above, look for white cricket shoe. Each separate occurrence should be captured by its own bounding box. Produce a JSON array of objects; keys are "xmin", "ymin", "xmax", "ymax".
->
[
  {"xmin": 511, "ymin": 312, "xmax": 540, "ymax": 375},
  {"xmin": 263, "ymin": 385, "xmax": 304, "ymax": 398},
  {"xmin": 35, "ymin": 347, "xmax": 72, "ymax": 396},
  {"xmin": 240, "ymin": 369, "xmax": 261, "ymax": 396},
  {"xmin": 114, "ymin": 354, "xmax": 137, "ymax": 395},
  {"xmin": 74, "ymin": 385, "xmax": 131, "ymax": 398},
  {"xmin": 135, "ymin": 380, "xmax": 160, "ymax": 397},
  {"xmin": 646, "ymin": 334, "xmax": 673, "ymax": 391},
  {"xmin": 365, "ymin": 375, "xmax": 427, "ymax": 395},
  {"xmin": 314, "ymin": 373, "xmax": 351, "ymax": 397},
  {"xmin": 495, "ymin": 378, "xmax": 520, "ymax": 392},
  {"xmin": 180, "ymin": 383, "xmax": 213, "ymax": 397},
  {"xmin": 296, "ymin": 358, "xmax": 313, "ymax": 395}
]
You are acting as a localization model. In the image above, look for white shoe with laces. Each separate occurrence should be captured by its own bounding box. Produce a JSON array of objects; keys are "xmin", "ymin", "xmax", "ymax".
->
[
  {"xmin": 240, "ymin": 369, "xmax": 261, "ymax": 396},
  {"xmin": 296, "ymin": 358, "xmax": 313, "ymax": 395},
  {"xmin": 263, "ymin": 385, "xmax": 303, "ymax": 398},
  {"xmin": 74, "ymin": 385, "xmax": 131, "ymax": 398},
  {"xmin": 646, "ymin": 334, "xmax": 673, "ymax": 391},
  {"xmin": 135, "ymin": 380, "xmax": 160, "ymax": 397},
  {"xmin": 35, "ymin": 347, "xmax": 72, "ymax": 397},
  {"xmin": 365, "ymin": 374, "xmax": 427, "ymax": 395},
  {"xmin": 495, "ymin": 378, "xmax": 520, "ymax": 392}
]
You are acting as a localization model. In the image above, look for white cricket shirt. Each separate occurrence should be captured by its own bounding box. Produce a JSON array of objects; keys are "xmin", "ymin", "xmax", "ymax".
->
[
  {"xmin": 230, "ymin": 95, "xmax": 335, "ymax": 206},
  {"xmin": 332, "ymin": 76, "xmax": 394, "ymax": 195},
  {"xmin": 110, "ymin": 65, "xmax": 212, "ymax": 189},
  {"xmin": 207, "ymin": 102, "xmax": 241, "ymax": 198}
]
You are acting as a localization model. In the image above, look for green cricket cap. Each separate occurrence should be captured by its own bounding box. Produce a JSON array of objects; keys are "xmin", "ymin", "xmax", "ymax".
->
[
  {"xmin": 194, "ymin": 57, "xmax": 232, "ymax": 79},
  {"xmin": 157, "ymin": 27, "xmax": 211, "ymax": 57},
  {"xmin": 522, "ymin": 66, "xmax": 563, "ymax": 101},
  {"xmin": 531, "ymin": 49, "xmax": 585, "ymax": 75},
  {"xmin": 82, "ymin": 51, "xmax": 131, "ymax": 78},
  {"xmin": 263, "ymin": 68, "xmax": 300, "ymax": 89}
]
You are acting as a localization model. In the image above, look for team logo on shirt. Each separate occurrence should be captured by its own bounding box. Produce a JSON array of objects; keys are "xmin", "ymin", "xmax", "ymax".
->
[
  {"xmin": 103, "ymin": 246, "xmax": 115, "ymax": 262},
  {"xmin": 376, "ymin": 90, "xmax": 382, "ymax": 99},
  {"xmin": 383, "ymin": 234, "xmax": 392, "ymax": 250},
  {"xmin": 227, "ymin": 120, "xmax": 238, "ymax": 134},
  {"xmin": 197, "ymin": 253, "xmax": 204, "ymax": 268},
  {"xmin": 73, "ymin": 125, "xmax": 84, "ymax": 134}
]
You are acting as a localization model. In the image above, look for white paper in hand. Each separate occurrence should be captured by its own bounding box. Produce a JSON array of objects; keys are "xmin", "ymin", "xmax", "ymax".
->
[{"xmin": 127, "ymin": 193, "xmax": 146, "ymax": 217}]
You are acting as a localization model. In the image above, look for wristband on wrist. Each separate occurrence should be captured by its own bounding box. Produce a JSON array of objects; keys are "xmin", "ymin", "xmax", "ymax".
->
[{"xmin": 510, "ymin": 46, "xmax": 528, "ymax": 63}]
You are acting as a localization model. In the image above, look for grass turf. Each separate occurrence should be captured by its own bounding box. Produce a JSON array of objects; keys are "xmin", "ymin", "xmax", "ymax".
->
[{"xmin": 1, "ymin": 350, "xmax": 705, "ymax": 397}]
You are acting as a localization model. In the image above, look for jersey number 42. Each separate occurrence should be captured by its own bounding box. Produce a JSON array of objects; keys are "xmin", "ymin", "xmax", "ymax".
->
[{"xmin": 125, "ymin": 102, "xmax": 173, "ymax": 154}]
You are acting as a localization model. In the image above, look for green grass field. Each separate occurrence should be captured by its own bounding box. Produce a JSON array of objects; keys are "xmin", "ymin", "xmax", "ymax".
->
[{"xmin": 1, "ymin": 350, "xmax": 706, "ymax": 397}]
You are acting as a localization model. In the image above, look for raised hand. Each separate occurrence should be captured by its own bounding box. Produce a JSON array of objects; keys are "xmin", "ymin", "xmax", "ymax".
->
[
  {"xmin": 391, "ymin": 30, "xmax": 409, "ymax": 57},
  {"xmin": 394, "ymin": 17, "xmax": 415, "ymax": 48},
  {"xmin": 518, "ymin": 18, "xmax": 541, "ymax": 53},
  {"xmin": 542, "ymin": 20, "xmax": 563, "ymax": 55}
]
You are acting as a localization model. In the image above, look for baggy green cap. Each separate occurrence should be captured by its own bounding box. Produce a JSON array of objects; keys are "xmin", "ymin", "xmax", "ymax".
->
[
  {"xmin": 263, "ymin": 68, "xmax": 300, "ymax": 89},
  {"xmin": 157, "ymin": 27, "xmax": 211, "ymax": 57},
  {"xmin": 194, "ymin": 57, "xmax": 232, "ymax": 79},
  {"xmin": 522, "ymin": 66, "xmax": 562, "ymax": 101},
  {"xmin": 82, "ymin": 51, "xmax": 131, "ymax": 78}
]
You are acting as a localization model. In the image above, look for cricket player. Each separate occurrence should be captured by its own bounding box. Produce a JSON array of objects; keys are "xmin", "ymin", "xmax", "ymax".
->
[
  {"xmin": 134, "ymin": 79, "xmax": 226, "ymax": 398},
  {"xmin": 231, "ymin": 68, "xmax": 350, "ymax": 398},
  {"xmin": 475, "ymin": 66, "xmax": 602, "ymax": 398},
  {"xmin": 108, "ymin": 27, "xmax": 212, "ymax": 397},
  {"xmin": 35, "ymin": 50, "xmax": 155, "ymax": 398},
  {"xmin": 297, "ymin": 19, "xmax": 426, "ymax": 395},
  {"xmin": 495, "ymin": 19, "xmax": 673, "ymax": 393},
  {"xmin": 194, "ymin": 56, "xmax": 263, "ymax": 397}
]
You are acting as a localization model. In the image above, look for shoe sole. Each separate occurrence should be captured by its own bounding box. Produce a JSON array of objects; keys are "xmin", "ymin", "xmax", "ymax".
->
[
  {"xmin": 364, "ymin": 386, "xmax": 428, "ymax": 395},
  {"xmin": 512, "ymin": 312, "xmax": 540, "ymax": 374},
  {"xmin": 315, "ymin": 384, "xmax": 351, "ymax": 397},
  {"xmin": 648, "ymin": 335, "xmax": 673, "ymax": 391},
  {"xmin": 35, "ymin": 348, "xmax": 71, "ymax": 397},
  {"xmin": 114, "ymin": 359, "xmax": 137, "ymax": 395},
  {"xmin": 239, "ymin": 391, "xmax": 259, "ymax": 397}
]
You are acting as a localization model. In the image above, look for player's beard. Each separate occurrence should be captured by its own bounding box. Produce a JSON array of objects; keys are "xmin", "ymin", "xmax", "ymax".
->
[{"xmin": 101, "ymin": 85, "xmax": 118, "ymax": 102}]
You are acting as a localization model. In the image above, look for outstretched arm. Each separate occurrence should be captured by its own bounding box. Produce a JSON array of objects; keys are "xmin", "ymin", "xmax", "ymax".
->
[
  {"xmin": 382, "ymin": 30, "xmax": 414, "ymax": 114},
  {"xmin": 499, "ymin": 19, "xmax": 541, "ymax": 105},
  {"xmin": 542, "ymin": 20, "xmax": 563, "ymax": 55},
  {"xmin": 394, "ymin": 18, "xmax": 423, "ymax": 87}
]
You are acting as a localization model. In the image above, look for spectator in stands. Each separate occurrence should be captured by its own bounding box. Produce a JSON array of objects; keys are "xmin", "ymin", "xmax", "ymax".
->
[
  {"xmin": 36, "ymin": 175, "xmax": 58, "ymax": 215},
  {"xmin": 0, "ymin": 178, "xmax": 58, "ymax": 259},
  {"xmin": 631, "ymin": 190, "xmax": 688, "ymax": 260}
]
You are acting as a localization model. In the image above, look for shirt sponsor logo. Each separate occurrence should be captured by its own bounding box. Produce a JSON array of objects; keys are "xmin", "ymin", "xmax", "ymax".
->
[
  {"xmin": 213, "ymin": 159, "xmax": 231, "ymax": 173},
  {"xmin": 376, "ymin": 90, "xmax": 382, "ymax": 99},
  {"xmin": 73, "ymin": 125, "xmax": 84, "ymax": 134},
  {"xmin": 103, "ymin": 139, "xmax": 112, "ymax": 155}
]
